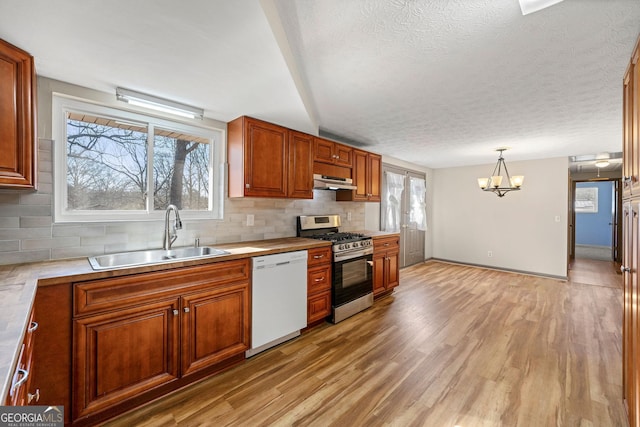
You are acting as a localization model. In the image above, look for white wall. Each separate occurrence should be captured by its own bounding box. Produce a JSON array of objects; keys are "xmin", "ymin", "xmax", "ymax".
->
[{"xmin": 432, "ymin": 157, "xmax": 569, "ymax": 278}]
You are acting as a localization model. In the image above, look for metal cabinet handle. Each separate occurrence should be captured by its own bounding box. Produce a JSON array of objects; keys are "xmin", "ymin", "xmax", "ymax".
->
[
  {"xmin": 367, "ymin": 261, "xmax": 374, "ymax": 266},
  {"xmin": 313, "ymin": 254, "xmax": 325, "ymax": 259},
  {"xmin": 621, "ymin": 266, "xmax": 631, "ymax": 273},
  {"xmin": 173, "ymin": 309, "xmax": 179, "ymax": 316},
  {"xmin": 28, "ymin": 389, "xmax": 40, "ymax": 404},
  {"xmin": 184, "ymin": 307, "xmax": 190, "ymax": 313},
  {"xmin": 28, "ymin": 321, "xmax": 38, "ymax": 333},
  {"xmin": 384, "ymin": 243, "xmax": 390, "ymax": 246},
  {"xmin": 12, "ymin": 369, "xmax": 29, "ymax": 392},
  {"xmin": 314, "ymin": 277, "xmax": 324, "ymax": 282}
]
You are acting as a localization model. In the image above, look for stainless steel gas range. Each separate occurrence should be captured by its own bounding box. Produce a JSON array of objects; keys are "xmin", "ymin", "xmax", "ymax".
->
[{"xmin": 297, "ymin": 214, "xmax": 373, "ymax": 323}]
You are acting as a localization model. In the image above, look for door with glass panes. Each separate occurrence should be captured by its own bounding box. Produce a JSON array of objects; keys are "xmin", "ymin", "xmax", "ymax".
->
[{"xmin": 381, "ymin": 166, "xmax": 426, "ymax": 268}]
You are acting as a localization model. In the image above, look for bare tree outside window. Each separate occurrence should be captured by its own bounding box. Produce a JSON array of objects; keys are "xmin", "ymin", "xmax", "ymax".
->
[
  {"xmin": 66, "ymin": 115, "xmax": 211, "ymax": 212},
  {"xmin": 66, "ymin": 117, "xmax": 148, "ymax": 210},
  {"xmin": 153, "ymin": 129, "xmax": 210, "ymax": 211}
]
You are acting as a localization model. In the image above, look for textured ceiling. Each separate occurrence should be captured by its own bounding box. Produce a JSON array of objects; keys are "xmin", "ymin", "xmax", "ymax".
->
[
  {"xmin": 0, "ymin": 1, "xmax": 639, "ymax": 169},
  {"xmin": 274, "ymin": 0, "xmax": 640, "ymax": 167}
]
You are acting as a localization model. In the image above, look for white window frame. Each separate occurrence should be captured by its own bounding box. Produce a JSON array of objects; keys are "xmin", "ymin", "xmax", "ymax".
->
[{"xmin": 52, "ymin": 94, "xmax": 225, "ymax": 223}]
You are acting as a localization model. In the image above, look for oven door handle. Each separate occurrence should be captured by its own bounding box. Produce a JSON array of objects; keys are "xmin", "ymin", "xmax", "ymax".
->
[{"xmin": 333, "ymin": 247, "xmax": 374, "ymax": 262}]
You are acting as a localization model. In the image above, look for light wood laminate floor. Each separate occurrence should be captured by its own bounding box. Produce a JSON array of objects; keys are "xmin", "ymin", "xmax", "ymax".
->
[{"xmin": 106, "ymin": 260, "xmax": 625, "ymax": 426}]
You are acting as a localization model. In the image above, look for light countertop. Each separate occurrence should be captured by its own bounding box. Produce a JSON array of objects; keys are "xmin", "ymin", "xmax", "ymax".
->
[{"xmin": 0, "ymin": 237, "xmax": 331, "ymax": 402}]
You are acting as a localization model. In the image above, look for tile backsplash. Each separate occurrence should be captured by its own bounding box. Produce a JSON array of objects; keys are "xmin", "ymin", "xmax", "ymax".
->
[{"xmin": 0, "ymin": 139, "xmax": 366, "ymax": 266}]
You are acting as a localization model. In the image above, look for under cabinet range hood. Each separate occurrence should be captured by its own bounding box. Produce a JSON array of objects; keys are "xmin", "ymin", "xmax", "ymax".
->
[{"xmin": 313, "ymin": 174, "xmax": 357, "ymax": 190}]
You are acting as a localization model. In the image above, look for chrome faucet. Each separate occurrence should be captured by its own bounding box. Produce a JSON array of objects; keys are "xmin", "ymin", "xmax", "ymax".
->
[{"xmin": 163, "ymin": 204, "xmax": 182, "ymax": 250}]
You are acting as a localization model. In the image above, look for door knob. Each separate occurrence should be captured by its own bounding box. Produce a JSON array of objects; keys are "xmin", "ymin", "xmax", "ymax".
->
[{"xmin": 621, "ymin": 266, "xmax": 631, "ymax": 273}]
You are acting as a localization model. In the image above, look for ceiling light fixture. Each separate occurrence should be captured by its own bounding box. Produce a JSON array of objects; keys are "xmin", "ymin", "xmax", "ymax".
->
[
  {"xmin": 116, "ymin": 87, "xmax": 204, "ymax": 119},
  {"xmin": 594, "ymin": 160, "xmax": 610, "ymax": 168},
  {"xmin": 477, "ymin": 148, "xmax": 524, "ymax": 198},
  {"xmin": 518, "ymin": 0, "xmax": 564, "ymax": 15}
]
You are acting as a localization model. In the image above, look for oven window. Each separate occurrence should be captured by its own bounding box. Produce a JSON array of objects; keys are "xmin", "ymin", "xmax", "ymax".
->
[
  {"xmin": 333, "ymin": 254, "xmax": 373, "ymax": 307},
  {"xmin": 342, "ymin": 258, "xmax": 371, "ymax": 288}
]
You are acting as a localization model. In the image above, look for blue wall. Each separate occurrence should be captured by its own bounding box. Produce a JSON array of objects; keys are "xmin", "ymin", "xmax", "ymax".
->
[{"xmin": 575, "ymin": 181, "xmax": 613, "ymax": 247}]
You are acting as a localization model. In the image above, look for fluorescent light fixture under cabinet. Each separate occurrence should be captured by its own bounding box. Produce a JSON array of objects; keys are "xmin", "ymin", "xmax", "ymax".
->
[
  {"xmin": 116, "ymin": 87, "xmax": 204, "ymax": 119},
  {"xmin": 518, "ymin": 0, "xmax": 564, "ymax": 15}
]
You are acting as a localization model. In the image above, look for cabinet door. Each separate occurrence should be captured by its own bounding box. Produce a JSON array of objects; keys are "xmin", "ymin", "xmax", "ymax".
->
[
  {"xmin": 352, "ymin": 150, "xmax": 369, "ymax": 201},
  {"xmin": 307, "ymin": 292, "xmax": 331, "ymax": 323},
  {"xmin": 244, "ymin": 118, "xmax": 288, "ymax": 197},
  {"xmin": 368, "ymin": 153, "xmax": 382, "ymax": 202},
  {"xmin": 314, "ymin": 138, "xmax": 335, "ymax": 164},
  {"xmin": 624, "ymin": 202, "xmax": 633, "ymax": 417},
  {"xmin": 632, "ymin": 201, "xmax": 640, "ymax": 427},
  {"xmin": 288, "ymin": 130, "xmax": 314, "ymax": 199},
  {"xmin": 632, "ymin": 47, "xmax": 640, "ymax": 197},
  {"xmin": 373, "ymin": 253, "xmax": 387, "ymax": 296},
  {"xmin": 334, "ymin": 143, "xmax": 352, "ymax": 167},
  {"xmin": 386, "ymin": 249, "xmax": 400, "ymax": 290},
  {"xmin": 73, "ymin": 299, "xmax": 180, "ymax": 419},
  {"xmin": 181, "ymin": 283, "xmax": 250, "ymax": 377},
  {"xmin": 624, "ymin": 64, "xmax": 634, "ymax": 198},
  {"xmin": 0, "ymin": 39, "xmax": 36, "ymax": 189}
]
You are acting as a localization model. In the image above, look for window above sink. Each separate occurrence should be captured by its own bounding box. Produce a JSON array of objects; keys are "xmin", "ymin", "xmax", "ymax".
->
[{"xmin": 52, "ymin": 95, "xmax": 224, "ymax": 223}]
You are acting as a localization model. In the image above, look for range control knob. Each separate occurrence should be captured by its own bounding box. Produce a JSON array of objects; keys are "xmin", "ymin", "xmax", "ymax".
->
[
  {"xmin": 339, "ymin": 244, "xmax": 345, "ymax": 250},
  {"xmin": 353, "ymin": 241, "xmax": 360, "ymax": 248}
]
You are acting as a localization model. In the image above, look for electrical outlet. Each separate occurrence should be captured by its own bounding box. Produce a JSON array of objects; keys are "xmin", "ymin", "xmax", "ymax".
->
[
  {"xmin": 487, "ymin": 250, "xmax": 493, "ymax": 257},
  {"xmin": 347, "ymin": 211, "xmax": 352, "ymax": 221},
  {"xmin": 246, "ymin": 214, "xmax": 254, "ymax": 226}
]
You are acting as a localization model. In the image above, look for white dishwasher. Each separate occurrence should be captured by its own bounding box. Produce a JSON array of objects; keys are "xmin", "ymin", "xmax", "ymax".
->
[{"xmin": 246, "ymin": 250, "xmax": 308, "ymax": 357}]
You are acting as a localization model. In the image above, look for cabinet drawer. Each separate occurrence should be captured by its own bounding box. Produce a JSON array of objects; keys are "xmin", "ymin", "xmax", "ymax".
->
[
  {"xmin": 307, "ymin": 246, "xmax": 332, "ymax": 267},
  {"xmin": 308, "ymin": 265, "xmax": 331, "ymax": 294},
  {"xmin": 5, "ymin": 310, "xmax": 37, "ymax": 406},
  {"xmin": 307, "ymin": 291, "xmax": 331, "ymax": 323},
  {"xmin": 373, "ymin": 236, "xmax": 400, "ymax": 251},
  {"xmin": 74, "ymin": 259, "xmax": 250, "ymax": 317}
]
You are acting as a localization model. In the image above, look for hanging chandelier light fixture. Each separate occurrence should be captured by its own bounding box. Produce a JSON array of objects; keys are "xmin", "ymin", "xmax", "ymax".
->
[{"xmin": 477, "ymin": 148, "xmax": 524, "ymax": 198}]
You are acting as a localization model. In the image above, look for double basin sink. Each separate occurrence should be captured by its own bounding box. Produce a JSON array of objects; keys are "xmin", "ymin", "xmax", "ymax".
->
[{"xmin": 88, "ymin": 246, "xmax": 230, "ymax": 270}]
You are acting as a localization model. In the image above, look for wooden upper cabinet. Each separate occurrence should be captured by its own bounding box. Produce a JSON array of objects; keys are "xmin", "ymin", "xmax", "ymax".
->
[
  {"xmin": 228, "ymin": 116, "xmax": 288, "ymax": 198},
  {"xmin": 227, "ymin": 116, "xmax": 313, "ymax": 199},
  {"xmin": 624, "ymin": 62, "xmax": 634, "ymax": 199},
  {"xmin": 632, "ymin": 44, "xmax": 640, "ymax": 197},
  {"xmin": 336, "ymin": 150, "xmax": 381, "ymax": 202},
  {"xmin": 0, "ymin": 38, "xmax": 37, "ymax": 189},
  {"xmin": 288, "ymin": 130, "xmax": 314, "ymax": 199},
  {"xmin": 313, "ymin": 137, "xmax": 352, "ymax": 167}
]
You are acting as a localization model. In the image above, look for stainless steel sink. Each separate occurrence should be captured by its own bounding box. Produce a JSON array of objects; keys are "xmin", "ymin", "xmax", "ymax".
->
[{"xmin": 88, "ymin": 246, "xmax": 230, "ymax": 270}]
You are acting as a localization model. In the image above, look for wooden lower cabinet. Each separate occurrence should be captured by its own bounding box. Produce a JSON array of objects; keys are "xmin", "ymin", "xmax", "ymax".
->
[
  {"xmin": 373, "ymin": 235, "xmax": 400, "ymax": 297},
  {"xmin": 73, "ymin": 299, "xmax": 180, "ymax": 420},
  {"xmin": 5, "ymin": 308, "xmax": 38, "ymax": 406},
  {"xmin": 69, "ymin": 259, "xmax": 250, "ymax": 425},
  {"xmin": 306, "ymin": 246, "xmax": 332, "ymax": 325},
  {"xmin": 623, "ymin": 200, "xmax": 640, "ymax": 426},
  {"xmin": 181, "ymin": 284, "xmax": 250, "ymax": 377}
]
